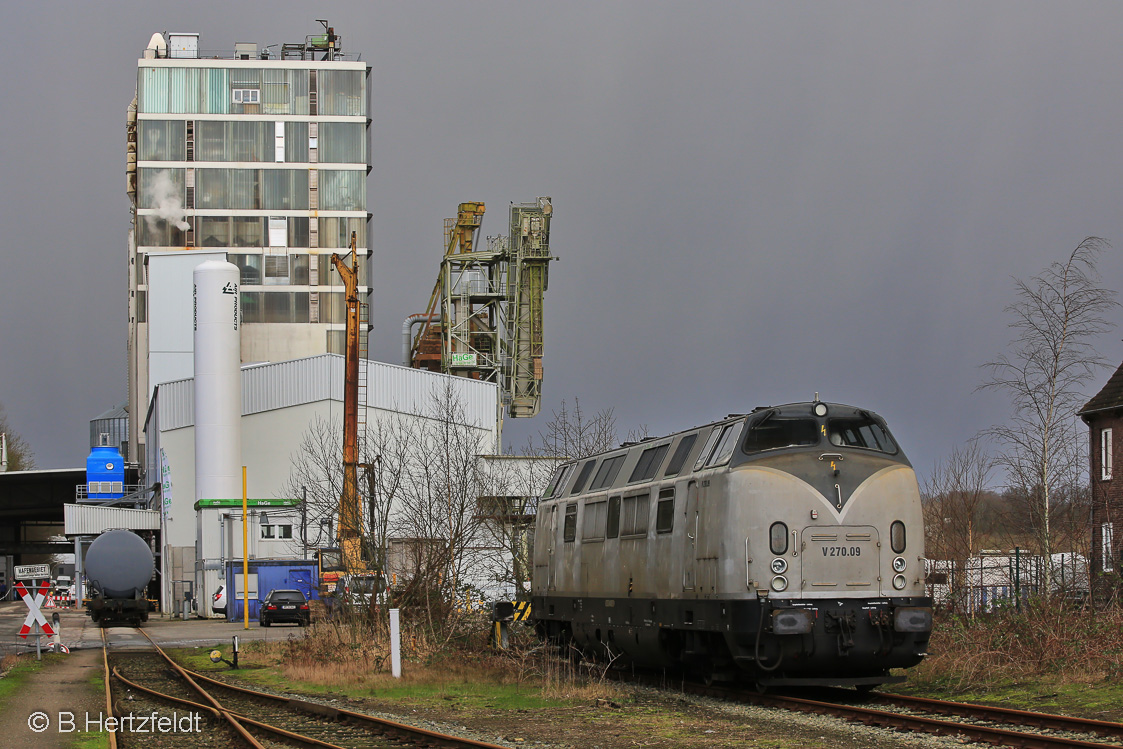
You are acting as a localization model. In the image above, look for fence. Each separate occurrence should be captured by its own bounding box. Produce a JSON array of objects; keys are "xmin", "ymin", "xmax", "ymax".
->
[{"xmin": 926, "ymin": 551, "xmax": 1089, "ymax": 613}]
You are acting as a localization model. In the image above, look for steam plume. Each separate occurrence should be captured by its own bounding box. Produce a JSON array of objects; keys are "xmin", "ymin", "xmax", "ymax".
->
[{"xmin": 145, "ymin": 169, "xmax": 191, "ymax": 232}]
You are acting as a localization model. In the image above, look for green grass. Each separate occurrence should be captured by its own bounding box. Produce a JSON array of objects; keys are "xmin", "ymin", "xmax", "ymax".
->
[
  {"xmin": 66, "ymin": 731, "xmax": 109, "ymax": 749},
  {"xmin": 168, "ymin": 645, "xmax": 591, "ymax": 712},
  {"xmin": 897, "ymin": 674, "xmax": 1123, "ymax": 721},
  {"xmin": 0, "ymin": 653, "xmax": 66, "ymax": 709}
]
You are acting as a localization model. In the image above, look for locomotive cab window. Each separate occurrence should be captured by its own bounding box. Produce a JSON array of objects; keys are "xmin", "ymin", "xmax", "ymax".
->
[
  {"xmin": 693, "ymin": 427, "xmax": 725, "ymax": 471},
  {"xmin": 563, "ymin": 503, "xmax": 577, "ymax": 542},
  {"xmin": 664, "ymin": 433, "xmax": 698, "ymax": 476},
  {"xmin": 744, "ymin": 413, "xmax": 819, "ymax": 453},
  {"xmin": 828, "ymin": 415, "xmax": 898, "ymax": 454},
  {"xmin": 544, "ymin": 464, "xmax": 574, "ymax": 498},
  {"xmin": 706, "ymin": 422, "xmax": 744, "ymax": 467}
]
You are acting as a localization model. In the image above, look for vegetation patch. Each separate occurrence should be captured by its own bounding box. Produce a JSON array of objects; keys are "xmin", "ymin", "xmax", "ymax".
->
[
  {"xmin": 0, "ymin": 653, "xmax": 65, "ymax": 709},
  {"xmin": 895, "ymin": 602, "xmax": 1123, "ymax": 721}
]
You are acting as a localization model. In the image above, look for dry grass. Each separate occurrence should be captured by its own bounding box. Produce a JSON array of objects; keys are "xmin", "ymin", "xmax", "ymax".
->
[
  {"xmin": 234, "ymin": 611, "xmax": 622, "ymax": 703},
  {"xmin": 909, "ymin": 600, "xmax": 1123, "ymax": 691}
]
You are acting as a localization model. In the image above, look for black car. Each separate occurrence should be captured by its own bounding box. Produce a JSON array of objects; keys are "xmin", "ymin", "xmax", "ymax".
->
[{"xmin": 259, "ymin": 589, "xmax": 310, "ymax": 627}]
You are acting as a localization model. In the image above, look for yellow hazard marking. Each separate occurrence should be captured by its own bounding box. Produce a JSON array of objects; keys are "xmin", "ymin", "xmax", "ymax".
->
[
  {"xmin": 512, "ymin": 601, "xmax": 532, "ymax": 621},
  {"xmin": 821, "ymin": 425, "xmax": 827, "ymax": 435},
  {"xmin": 831, "ymin": 461, "xmax": 837, "ymax": 471}
]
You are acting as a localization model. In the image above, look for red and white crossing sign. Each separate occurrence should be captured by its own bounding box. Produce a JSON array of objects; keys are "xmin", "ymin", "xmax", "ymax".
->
[{"xmin": 15, "ymin": 581, "xmax": 56, "ymax": 639}]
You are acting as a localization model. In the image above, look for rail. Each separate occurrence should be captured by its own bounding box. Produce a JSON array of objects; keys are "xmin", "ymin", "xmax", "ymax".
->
[{"xmin": 101, "ymin": 626, "xmax": 509, "ymax": 748}]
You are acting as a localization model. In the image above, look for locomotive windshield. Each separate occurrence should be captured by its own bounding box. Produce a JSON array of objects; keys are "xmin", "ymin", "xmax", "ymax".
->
[
  {"xmin": 828, "ymin": 414, "xmax": 898, "ymax": 454},
  {"xmin": 743, "ymin": 414, "xmax": 819, "ymax": 452}
]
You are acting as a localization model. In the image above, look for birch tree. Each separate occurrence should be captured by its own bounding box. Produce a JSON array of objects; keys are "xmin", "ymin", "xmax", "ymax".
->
[{"xmin": 981, "ymin": 237, "xmax": 1117, "ymax": 592}]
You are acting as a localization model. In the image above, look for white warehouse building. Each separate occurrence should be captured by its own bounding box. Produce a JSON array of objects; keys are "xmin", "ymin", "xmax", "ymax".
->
[{"xmin": 144, "ymin": 353, "xmax": 500, "ymax": 615}]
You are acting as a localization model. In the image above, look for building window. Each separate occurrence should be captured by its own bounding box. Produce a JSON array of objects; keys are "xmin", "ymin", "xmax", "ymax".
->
[
  {"xmin": 138, "ymin": 120, "xmax": 186, "ymax": 161},
  {"xmin": 1103, "ymin": 428, "xmax": 1113, "ymax": 480},
  {"xmin": 1104, "ymin": 522, "xmax": 1115, "ymax": 573},
  {"xmin": 319, "ymin": 122, "xmax": 366, "ymax": 163},
  {"xmin": 261, "ymin": 524, "xmax": 293, "ymax": 539}
]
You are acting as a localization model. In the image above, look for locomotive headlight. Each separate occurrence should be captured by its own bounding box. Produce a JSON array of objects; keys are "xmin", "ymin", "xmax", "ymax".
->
[
  {"xmin": 770, "ymin": 558, "xmax": 787, "ymax": 574},
  {"xmin": 813, "ymin": 402, "xmax": 828, "ymax": 417},
  {"xmin": 892, "ymin": 574, "xmax": 907, "ymax": 590},
  {"xmin": 892, "ymin": 556, "xmax": 907, "ymax": 573},
  {"xmin": 771, "ymin": 575, "xmax": 789, "ymax": 592}
]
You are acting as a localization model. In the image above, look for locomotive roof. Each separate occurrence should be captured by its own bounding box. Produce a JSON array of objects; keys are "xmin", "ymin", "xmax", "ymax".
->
[{"xmin": 558, "ymin": 401, "xmax": 888, "ymax": 465}]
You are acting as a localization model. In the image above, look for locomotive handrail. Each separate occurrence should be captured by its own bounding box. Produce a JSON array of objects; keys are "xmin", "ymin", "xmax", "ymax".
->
[{"xmin": 818, "ymin": 453, "xmax": 844, "ymax": 461}]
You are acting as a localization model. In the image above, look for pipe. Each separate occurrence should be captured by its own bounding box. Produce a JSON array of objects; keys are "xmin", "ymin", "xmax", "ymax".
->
[{"xmin": 401, "ymin": 313, "xmax": 440, "ymax": 366}]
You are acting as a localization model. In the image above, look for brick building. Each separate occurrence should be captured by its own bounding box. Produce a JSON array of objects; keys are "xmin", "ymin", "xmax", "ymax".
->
[{"xmin": 1078, "ymin": 361, "xmax": 1123, "ymax": 603}]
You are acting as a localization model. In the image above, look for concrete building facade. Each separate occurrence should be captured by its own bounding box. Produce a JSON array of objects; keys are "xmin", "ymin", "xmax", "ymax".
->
[{"xmin": 126, "ymin": 30, "xmax": 372, "ymax": 465}]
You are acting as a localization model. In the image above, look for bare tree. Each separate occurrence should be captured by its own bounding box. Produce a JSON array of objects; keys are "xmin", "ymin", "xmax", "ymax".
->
[
  {"xmin": 0, "ymin": 402, "xmax": 35, "ymax": 471},
  {"xmin": 531, "ymin": 398, "xmax": 619, "ymax": 460},
  {"xmin": 981, "ymin": 237, "xmax": 1118, "ymax": 592},
  {"xmin": 923, "ymin": 438, "xmax": 995, "ymax": 613},
  {"xmin": 474, "ymin": 455, "xmax": 562, "ymax": 600}
]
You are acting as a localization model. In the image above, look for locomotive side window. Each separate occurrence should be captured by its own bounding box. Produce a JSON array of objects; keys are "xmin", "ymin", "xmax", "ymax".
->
[
  {"xmin": 827, "ymin": 415, "xmax": 899, "ymax": 454},
  {"xmin": 693, "ymin": 427, "xmax": 724, "ymax": 471},
  {"xmin": 630, "ymin": 443, "xmax": 670, "ymax": 483},
  {"xmin": 621, "ymin": 494, "xmax": 650, "ymax": 536},
  {"xmin": 590, "ymin": 454, "xmax": 626, "ymax": 490},
  {"xmin": 706, "ymin": 422, "xmax": 744, "ymax": 467},
  {"xmin": 563, "ymin": 503, "xmax": 578, "ymax": 542},
  {"xmin": 664, "ymin": 433, "xmax": 698, "ymax": 476},
  {"xmin": 606, "ymin": 496, "xmax": 621, "ymax": 539},
  {"xmin": 743, "ymin": 414, "xmax": 818, "ymax": 453},
  {"xmin": 544, "ymin": 464, "xmax": 574, "ymax": 498},
  {"xmin": 582, "ymin": 500, "xmax": 607, "ymax": 541},
  {"xmin": 655, "ymin": 488, "xmax": 675, "ymax": 533},
  {"xmin": 570, "ymin": 460, "xmax": 597, "ymax": 494}
]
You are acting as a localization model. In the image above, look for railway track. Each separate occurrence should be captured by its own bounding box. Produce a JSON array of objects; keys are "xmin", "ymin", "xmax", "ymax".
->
[
  {"xmin": 693, "ymin": 681, "xmax": 1123, "ymax": 748},
  {"xmin": 101, "ymin": 627, "xmax": 510, "ymax": 749}
]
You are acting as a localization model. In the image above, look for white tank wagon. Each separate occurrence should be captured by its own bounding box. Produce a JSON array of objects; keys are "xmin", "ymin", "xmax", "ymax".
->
[
  {"xmin": 532, "ymin": 400, "xmax": 933, "ymax": 688},
  {"xmin": 84, "ymin": 529, "xmax": 155, "ymax": 627}
]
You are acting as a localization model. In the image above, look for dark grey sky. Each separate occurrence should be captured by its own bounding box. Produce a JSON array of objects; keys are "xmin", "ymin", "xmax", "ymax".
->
[{"xmin": 3, "ymin": 2, "xmax": 1122, "ymax": 481}]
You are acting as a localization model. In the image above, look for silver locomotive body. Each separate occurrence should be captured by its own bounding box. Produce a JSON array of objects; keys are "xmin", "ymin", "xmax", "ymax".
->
[{"xmin": 532, "ymin": 401, "xmax": 932, "ymax": 687}]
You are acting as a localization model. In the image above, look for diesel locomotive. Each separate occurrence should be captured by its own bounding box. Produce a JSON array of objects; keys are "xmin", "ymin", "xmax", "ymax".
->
[{"xmin": 531, "ymin": 400, "xmax": 933, "ymax": 687}]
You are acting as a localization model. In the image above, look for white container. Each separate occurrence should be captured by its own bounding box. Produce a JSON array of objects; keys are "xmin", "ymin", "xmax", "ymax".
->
[{"xmin": 193, "ymin": 261, "xmax": 242, "ymax": 503}]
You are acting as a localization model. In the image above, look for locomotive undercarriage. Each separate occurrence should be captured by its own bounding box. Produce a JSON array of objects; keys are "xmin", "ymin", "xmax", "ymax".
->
[{"xmin": 533, "ymin": 595, "xmax": 933, "ymax": 687}]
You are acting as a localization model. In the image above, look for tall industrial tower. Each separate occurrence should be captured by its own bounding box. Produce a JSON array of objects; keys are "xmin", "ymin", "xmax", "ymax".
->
[
  {"xmin": 408, "ymin": 198, "xmax": 554, "ymax": 419},
  {"xmin": 124, "ymin": 27, "xmax": 372, "ymax": 464}
]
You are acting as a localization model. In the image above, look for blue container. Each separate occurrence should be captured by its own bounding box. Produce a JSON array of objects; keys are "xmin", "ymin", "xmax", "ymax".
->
[
  {"xmin": 86, "ymin": 445, "xmax": 125, "ymax": 499},
  {"xmin": 225, "ymin": 559, "xmax": 318, "ymax": 621}
]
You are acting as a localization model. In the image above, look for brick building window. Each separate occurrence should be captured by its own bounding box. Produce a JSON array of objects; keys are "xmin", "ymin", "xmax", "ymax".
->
[
  {"xmin": 1104, "ymin": 522, "xmax": 1115, "ymax": 572},
  {"xmin": 1102, "ymin": 428, "xmax": 1113, "ymax": 480}
]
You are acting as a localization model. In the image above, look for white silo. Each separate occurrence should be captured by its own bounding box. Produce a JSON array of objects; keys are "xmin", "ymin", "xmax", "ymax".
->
[{"xmin": 193, "ymin": 260, "xmax": 242, "ymax": 503}]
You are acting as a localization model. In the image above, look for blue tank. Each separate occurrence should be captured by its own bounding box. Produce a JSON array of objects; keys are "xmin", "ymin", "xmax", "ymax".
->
[{"xmin": 86, "ymin": 445, "xmax": 125, "ymax": 499}]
